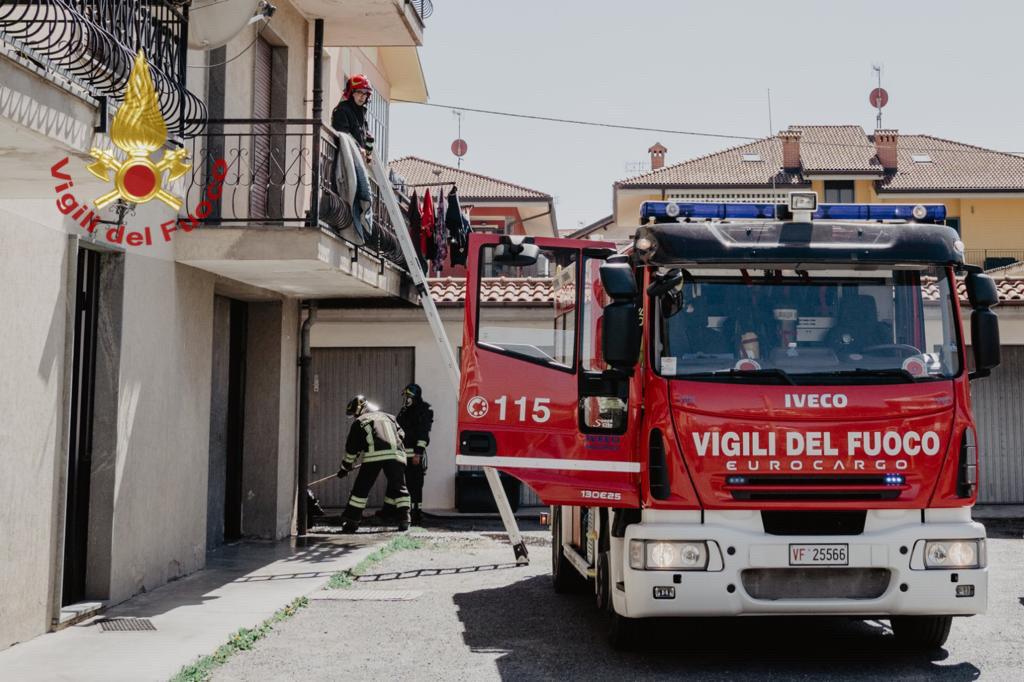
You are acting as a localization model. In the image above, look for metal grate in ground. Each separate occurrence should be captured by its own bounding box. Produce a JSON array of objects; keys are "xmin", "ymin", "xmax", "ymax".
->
[
  {"xmin": 96, "ymin": 617, "xmax": 157, "ymax": 632},
  {"xmin": 309, "ymin": 590, "xmax": 423, "ymax": 601}
]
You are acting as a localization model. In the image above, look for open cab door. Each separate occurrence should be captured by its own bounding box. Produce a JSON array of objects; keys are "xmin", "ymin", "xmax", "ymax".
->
[{"xmin": 456, "ymin": 233, "xmax": 642, "ymax": 507}]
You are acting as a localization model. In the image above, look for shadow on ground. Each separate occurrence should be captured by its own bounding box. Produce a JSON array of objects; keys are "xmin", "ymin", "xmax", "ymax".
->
[{"xmin": 453, "ymin": 575, "xmax": 982, "ymax": 681}]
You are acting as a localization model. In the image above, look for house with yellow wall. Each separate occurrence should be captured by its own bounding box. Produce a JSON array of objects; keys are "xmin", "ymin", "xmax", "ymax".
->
[{"xmin": 609, "ymin": 126, "xmax": 1024, "ymax": 270}]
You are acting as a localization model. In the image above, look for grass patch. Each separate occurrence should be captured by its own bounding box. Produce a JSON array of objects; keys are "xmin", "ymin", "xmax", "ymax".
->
[
  {"xmin": 171, "ymin": 596, "xmax": 308, "ymax": 682},
  {"xmin": 326, "ymin": 535, "xmax": 423, "ymax": 589}
]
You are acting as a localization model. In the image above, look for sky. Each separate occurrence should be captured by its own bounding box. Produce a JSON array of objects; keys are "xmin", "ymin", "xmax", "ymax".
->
[{"xmin": 388, "ymin": 0, "xmax": 1024, "ymax": 232}]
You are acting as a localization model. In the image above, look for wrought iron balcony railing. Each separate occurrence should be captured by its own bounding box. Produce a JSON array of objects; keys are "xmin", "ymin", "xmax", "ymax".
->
[
  {"xmin": 407, "ymin": 0, "xmax": 435, "ymax": 23},
  {"xmin": 183, "ymin": 118, "xmax": 407, "ymax": 270},
  {"xmin": 0, "ymin": 0, "xmax": 205, "ymax": 137}
]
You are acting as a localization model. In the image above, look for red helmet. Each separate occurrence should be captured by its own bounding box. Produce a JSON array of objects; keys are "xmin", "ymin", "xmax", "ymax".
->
[{"xmin": 344, "ymin": 74, "xmax": 373, "ymax": 99}]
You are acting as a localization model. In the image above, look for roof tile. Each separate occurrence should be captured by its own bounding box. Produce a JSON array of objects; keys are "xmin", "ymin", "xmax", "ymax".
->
[
  {"xmin": 429, "ymin": 277, "xmax": 551, "ymax": 304},
  {"xmin": 389, "ymin": 157, "xmax": 552, "ymax": 201}
]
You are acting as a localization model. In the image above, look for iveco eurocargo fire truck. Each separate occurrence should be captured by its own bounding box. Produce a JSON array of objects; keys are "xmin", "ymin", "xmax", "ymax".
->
[{"xmin": 455, "ymin": 192, "xmax": 1002, "ymax": 649}]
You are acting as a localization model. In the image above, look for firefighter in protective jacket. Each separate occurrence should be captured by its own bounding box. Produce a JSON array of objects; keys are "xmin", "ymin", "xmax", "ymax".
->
[
  {"xmin": 338, "ymin": 395, "xmax": 410, "ymax": 533},
  {"xmin": 397, "ymin": 383, "xmax": 433, "ymax": 524}
]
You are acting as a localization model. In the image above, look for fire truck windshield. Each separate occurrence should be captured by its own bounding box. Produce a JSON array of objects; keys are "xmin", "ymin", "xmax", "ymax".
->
[{"xmin": 653, "ymin": 265, "xmax": 961, "ymax": 384}]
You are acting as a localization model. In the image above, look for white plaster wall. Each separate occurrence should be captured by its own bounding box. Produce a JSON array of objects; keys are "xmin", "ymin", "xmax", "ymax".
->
[
  {"xmin": 106, "ymin": 256, "xmax": 216, "ymax": 604},
  {"xmin": 0, "ymin": 208, "xmax": 72, "ymax": 648},
  {"xmin": 311, "ymin": 306, "xmax": 551, "ymax": 510}
]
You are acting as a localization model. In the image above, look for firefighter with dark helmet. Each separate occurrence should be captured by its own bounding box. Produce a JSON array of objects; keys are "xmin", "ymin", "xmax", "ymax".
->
[
  {"xmin": 337, "ymin": 395, "xmax": 410, "ymax": 533},
  {"xmin": 397, "ymin": 383, "xmax": 433, "ymax": 524}
]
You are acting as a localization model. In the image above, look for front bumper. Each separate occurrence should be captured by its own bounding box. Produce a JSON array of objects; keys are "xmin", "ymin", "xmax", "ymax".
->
[{"xmin": 614, "ymin": 509, "xmax": 987, "ymax": 619}]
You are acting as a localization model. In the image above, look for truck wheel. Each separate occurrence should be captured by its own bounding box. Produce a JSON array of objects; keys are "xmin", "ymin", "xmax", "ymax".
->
[
  {"xmin": 890, "ymin": 616, "xmax": 953, "ymax": 650},
  {"xmin": 551, "ymin": 506, "xmax": 582, "ymax": 593},
  {"xmin": 607, "ymin": 609, "xmax": 639, "ymax": 650},
  {"xmin": 595, "ymin": 550, "xmax": 611, "ymax": 612}
]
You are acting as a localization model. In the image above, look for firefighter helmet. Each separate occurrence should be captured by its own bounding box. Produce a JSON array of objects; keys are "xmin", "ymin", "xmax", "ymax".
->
[
  {"xmin": 346, "ymin": 394, "xmax": 368, "ymax": 416},
  {"xmin": 402, "ymin": 383, "xmax": 423, "ymax": 401},
  {"xmin": 344, "ymin": 74, "xmax": 373, "ymax": 99}
]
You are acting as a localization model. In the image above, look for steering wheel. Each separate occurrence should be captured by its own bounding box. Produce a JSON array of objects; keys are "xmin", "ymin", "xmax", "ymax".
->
[{"xmin": 861, "ymin": 344, "xmax": 921, "ymax": 359}]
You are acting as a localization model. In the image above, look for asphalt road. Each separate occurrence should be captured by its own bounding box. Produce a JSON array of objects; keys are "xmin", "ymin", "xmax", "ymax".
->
[{"xmin": 216, "ymin": 525, "xmax": 1024, "ymax": 681}]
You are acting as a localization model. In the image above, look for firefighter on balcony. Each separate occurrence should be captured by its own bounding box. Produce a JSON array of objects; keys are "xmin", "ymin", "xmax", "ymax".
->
[
  {"xmin": 337, "ymin": 395, "xmax": 411, "ymax": 533},
  {"xmin": 397, "ymin": 383, "xmax": 434, "ymax": 524},
  {"xmin": 331, "ymin": 74, "xmax": 375, "ymax": 159}
]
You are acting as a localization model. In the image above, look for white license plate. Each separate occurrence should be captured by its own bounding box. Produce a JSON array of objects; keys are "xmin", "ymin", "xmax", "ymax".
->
[{"xmin": 789, "ymin": 543, "xmax": 849, "ymax": 566}]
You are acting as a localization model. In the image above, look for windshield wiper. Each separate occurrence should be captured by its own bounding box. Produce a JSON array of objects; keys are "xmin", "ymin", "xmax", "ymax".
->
[
  {"xmin": 821, "ymin": 368, "xmax": 919, "ymax": 382},
  {"xmin": 683, "ymin": 368, "xmax": 796, "ymax": 385}
]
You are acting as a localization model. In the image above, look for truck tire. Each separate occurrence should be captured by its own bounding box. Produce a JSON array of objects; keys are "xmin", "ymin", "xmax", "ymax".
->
[
  {"xmin": 607, "ymin": 609, "xmax": 639, "ymax": 650},
  {"xmin": 595, "ymin": 550, "xmax": 611, "ymax": 612},
  {"xmin": 551, "ymin": 506, "xmax": 583, "ymax": 593},
  {"xmin": 890, "ymin": 616, "xmax": 953, "ymax": 650}
]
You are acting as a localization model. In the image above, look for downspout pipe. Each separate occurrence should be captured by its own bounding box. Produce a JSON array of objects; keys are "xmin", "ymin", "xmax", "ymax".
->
[{"xmin": 297, "ymin": 301, "xmax": 317, "ymax": 536}]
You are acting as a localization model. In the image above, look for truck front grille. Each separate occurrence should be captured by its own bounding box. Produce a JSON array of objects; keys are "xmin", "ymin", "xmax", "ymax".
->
[
  {"xmin": 726, "ymin": 475, "xmax": 904, "ymax": 502},
  {"xmin": 742, "ymin": 568, "xmax": 891, "ymax": 600}
]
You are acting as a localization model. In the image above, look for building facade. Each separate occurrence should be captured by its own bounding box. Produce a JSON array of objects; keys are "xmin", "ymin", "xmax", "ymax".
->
[{"xmin": 0, "ymin": 0, "xmax": 432, "ymax": 650}]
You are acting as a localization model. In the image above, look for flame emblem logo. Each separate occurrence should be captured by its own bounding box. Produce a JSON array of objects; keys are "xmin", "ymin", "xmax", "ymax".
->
[{"xmin": 86, "ymin": 50, "xmax": 190, "ymax": 210}]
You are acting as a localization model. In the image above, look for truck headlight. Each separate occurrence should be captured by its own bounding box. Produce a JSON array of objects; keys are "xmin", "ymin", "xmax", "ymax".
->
[
  {"xmin": 924, "ymin": 540, "xmax": 984, "ymax": 569},
  {"xmin": 628, "ymin": 540, "xmax": 708, "ymax": 570}
]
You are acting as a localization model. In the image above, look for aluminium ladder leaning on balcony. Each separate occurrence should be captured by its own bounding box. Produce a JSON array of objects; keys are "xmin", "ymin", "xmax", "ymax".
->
[{"xmin": 368, "ymin": 154, "xmax": 529, "ymax": 564}]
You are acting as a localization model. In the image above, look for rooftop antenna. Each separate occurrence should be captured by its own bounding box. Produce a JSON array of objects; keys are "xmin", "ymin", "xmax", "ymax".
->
[
  {"xmin": 870, "ymin": 64, "xmax": 887, "ymax": 129},
  {"xmin": 768, "ymin": 88, "xmax": 777, "ymax": 196},
  {"xmin": 452, "ymin": 109, "xmax": 466, "ymax": 168}
]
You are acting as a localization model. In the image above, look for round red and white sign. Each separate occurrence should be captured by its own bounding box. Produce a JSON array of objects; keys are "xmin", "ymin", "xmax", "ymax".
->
[{"xmin": 466, "ymin": 396, "xmax": 489, "ymax": 418}]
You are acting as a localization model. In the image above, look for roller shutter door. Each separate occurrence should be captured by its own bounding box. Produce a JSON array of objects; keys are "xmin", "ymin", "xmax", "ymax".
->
[{"xmin": 971, "ymin": 345, "xmax": 1024, "ymax": 503}]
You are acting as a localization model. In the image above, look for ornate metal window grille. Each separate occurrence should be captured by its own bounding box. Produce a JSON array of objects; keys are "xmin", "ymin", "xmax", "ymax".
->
[{"xmin": 0, "ymin": 0, "xmax": 206, "ymax": 138}]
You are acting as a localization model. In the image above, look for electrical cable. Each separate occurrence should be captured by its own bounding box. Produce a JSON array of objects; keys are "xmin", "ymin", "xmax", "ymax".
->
[
  {"xmin": 187, "ymin": 20, "xmax": 268, "ymax": 70},
  {"xmin": 393, "ymin": 99, "xmax": 1024, "ymax": 157}
]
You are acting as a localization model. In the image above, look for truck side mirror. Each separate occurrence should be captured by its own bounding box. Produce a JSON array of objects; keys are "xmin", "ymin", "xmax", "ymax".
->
[
  {"xmin": 600, "ymin": 257, "xmax": 641, "ymax": 372},
  {"xmin": 967, "ymin": 272, "xmax": 1000, "ymax": 379},
  {"xmin": 970, "ymin": 309, "xmax": 1000, "ymax": 379},
  {"xmin": 966, "ymin": 272, "xmax": 999, "ymax": 309},
  {"xmin": 492, "ymin": 235, "xmax": 539, "ymax": 266}
]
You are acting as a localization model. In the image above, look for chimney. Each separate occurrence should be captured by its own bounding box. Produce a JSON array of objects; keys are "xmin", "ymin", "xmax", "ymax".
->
[
  {"xmin": 779, "ymin": 129, "xmax": 802, "ymax": 170},
  {"xmin": 874, "ymin": 129, "xmax": 898, "ymax": 170},
  {"xmin": 648, "ymin": 142, "xmax": 667, "ymax": 170}
]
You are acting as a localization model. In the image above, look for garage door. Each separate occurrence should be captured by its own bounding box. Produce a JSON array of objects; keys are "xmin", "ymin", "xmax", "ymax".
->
[
  {"xmin": 310, "ymin": 347, "xmax": 414, "ymax": 509},
  {"xmin": 971, "ymin": 345, "xmax": 1024, "ymax": 503}
]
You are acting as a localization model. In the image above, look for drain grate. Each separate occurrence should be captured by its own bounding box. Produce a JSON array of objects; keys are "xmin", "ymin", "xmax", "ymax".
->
[{"xmin": 96, "ymin": 617, "xmax": 156, "ymax": 632}]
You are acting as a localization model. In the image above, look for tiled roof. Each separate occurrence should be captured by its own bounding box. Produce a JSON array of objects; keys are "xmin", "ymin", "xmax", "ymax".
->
[
  {"xmin": 618, "ymin": 126, "xmax": 1024, "ymax": 192},
  {"xmin": 429, "ymin": 277, "xmax": 551, "ymax": 304},
  {"xmin": 795, "ymin": 125, "xmax": 880, "ymax": 173},
  {"xmin": 880, "ymin": 135, "xmax": 1024, "ymax": 191},
  {"xmin": 617, "ymin": 136, "xmax": 805, "ymax": 188},
  {"xmin": 389, "ymin": 157, "xmax": 552, "ymax": 201},
  {"xmin": 430, "ymin": 276, "xmax": 1024, "ymax": 306},
  {"xmin": 922, "ymin": 277, "xmax": 1024, "ymax": 305}
]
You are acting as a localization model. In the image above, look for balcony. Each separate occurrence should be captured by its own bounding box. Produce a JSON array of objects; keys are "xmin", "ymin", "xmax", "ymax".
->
[
  {"xmin": 175, "ymin": 119, "xmax": 413, "ymax": 299},
  {"xmin": 0, "ymin": 0, "xmax": 205, "ymax": 139},
  {"xmin": 295, "ymin": 0, "xmax": 431, "ymax": 47},
  {"xmin": 964, "ymin": 249, "xmax": 1024, "ymax": 271}
]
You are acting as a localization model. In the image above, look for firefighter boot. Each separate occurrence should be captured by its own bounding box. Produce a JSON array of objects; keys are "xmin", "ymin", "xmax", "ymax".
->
[
  {"xmin": 396, "ymin": 508, "xmax": 411, "ymax": 532},
  {"xmin": 411, "ymin": 505, "xmax": 423, "ymax": 525}
]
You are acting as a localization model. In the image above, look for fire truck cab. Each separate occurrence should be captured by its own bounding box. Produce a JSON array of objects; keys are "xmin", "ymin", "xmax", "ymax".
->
[{"xmin": 456, "ymin": 192, "xmax": 1002, "ymax": 650}]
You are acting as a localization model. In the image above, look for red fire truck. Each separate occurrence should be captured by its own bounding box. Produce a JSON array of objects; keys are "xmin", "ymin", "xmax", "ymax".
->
[{"xmin": 456, "ymin": 192, "xmax": 1001, "ymax": 650}]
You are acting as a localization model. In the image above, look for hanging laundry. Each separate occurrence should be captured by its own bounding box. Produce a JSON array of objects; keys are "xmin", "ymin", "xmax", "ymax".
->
[
  {"xmin": 434, "ymin": 187, "xmax": 449, "ymax": 274},
  {"xmin": 447, "ymin": 186, "xmax": 471, "ymax": 266},
  {"xmin": 406, "ymin": 190, "xmax": 426, "ymax": 273},
  {"xmin": 421, "ymin": 189, "xmax": 436, "ymax": 263}
]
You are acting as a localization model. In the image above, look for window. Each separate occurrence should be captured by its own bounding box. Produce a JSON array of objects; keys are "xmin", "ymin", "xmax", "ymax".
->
[
  {"xmin": 741, "ymin": 153, "xmax": 762, "ymax": 162},
  {"xmin": 911, "ymin": 154, "xmax": 932, "ymax": 163},
  {"xmin": 946, "ymin": 217, "xmax": 961, "ymax": 236},
  {"xmin": 653, "ymin": 266, "xmax": 961, "ymax": 384},
  {"xmin": 823, "ymin": 181, "xmax": 855, "ymax": 204},
  {"xmin": 477, "ymin": 246, "xmax": 578, "ymax": 369}
]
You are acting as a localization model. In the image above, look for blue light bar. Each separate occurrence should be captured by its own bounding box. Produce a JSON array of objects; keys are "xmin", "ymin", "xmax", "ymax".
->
[
  {"xmin": 641, "ymin": 201, "xmax": 778, "ymax": 222},
  {"xmin": 813, "ymin": 204, "xmax": 947, "ymax": 222},
  {"xmin": 641, "ymin": 201, "xmax": 947, "ymax": 224},
  {"xmin": 883, "ymin": 473, "xmax": 906, "ymax": 486}
]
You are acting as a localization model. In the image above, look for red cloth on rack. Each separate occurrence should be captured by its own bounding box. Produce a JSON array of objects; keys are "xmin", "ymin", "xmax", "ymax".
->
[{"xmin": 420, "ymin": 189, "xmax": 435, "ymax": 257}]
